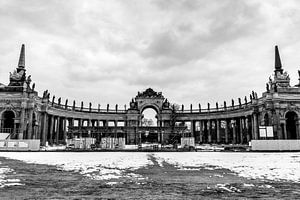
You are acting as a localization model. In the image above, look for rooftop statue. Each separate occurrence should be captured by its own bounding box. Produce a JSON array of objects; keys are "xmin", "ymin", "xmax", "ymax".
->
[
  {"xmin": 295, "ymin": 70, "xmax": 300, "ymax": 87},
  {"xmin": 26, "ymin": 75, "xmax": 32, "ymax": 85},
  {"xmin": 8, "ymin": 69, "xmax": 26, "ymax": 86},
  {"xmin": 129, "ymin": 98, "xmax": 138, "ymax": 109},
  {"xmin": 273, "ymin": 71, "xmax": 290, "ymax": 87},
  {"xmin": 9, "ymin": 70, "xmax": 24, "ymax": 81},
  {"xmin": 162, "ymin": 98, "xmax": 170, "ymax": 109}
]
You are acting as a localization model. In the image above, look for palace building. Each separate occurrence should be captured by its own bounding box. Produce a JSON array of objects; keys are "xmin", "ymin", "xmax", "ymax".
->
[{"xmin": 0, "ymin": 44, "xmax": 299, "ymax": 147}]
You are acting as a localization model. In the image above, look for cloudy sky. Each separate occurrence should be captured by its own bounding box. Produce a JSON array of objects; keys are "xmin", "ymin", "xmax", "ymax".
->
[{"xmin": 1, "ymin": 0, "xmax": 300, "ymax": 109}]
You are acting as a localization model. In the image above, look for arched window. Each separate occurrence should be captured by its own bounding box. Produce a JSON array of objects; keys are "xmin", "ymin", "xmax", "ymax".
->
[{"xmin": 1, "ymin": 110, "xmax": 15, "ymax": 132}]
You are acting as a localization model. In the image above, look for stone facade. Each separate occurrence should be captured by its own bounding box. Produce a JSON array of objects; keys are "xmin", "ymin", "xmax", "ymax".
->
[{"xmin": 0, "ymin": 45, "xmax": 300, "ymax": 146}]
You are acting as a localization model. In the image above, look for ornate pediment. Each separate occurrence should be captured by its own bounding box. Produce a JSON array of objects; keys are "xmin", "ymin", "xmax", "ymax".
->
[{"xmin": 136, "ymin": 88, "xmax": 164, "ymax": 99}]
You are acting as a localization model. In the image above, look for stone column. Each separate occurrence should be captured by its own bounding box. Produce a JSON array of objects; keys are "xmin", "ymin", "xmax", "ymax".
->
[
  {"xmin": 216, "ymin": 119, "xmax": 221, "ymax": 143},
  {"xmin": 296, "ymin": 120, "xmax": 300, "ymax": 139},
  {"xmin": 276, "ymin": 119, "xmax": 283, "ymax": 139},
  {"xmin": 190, "ymin": 120, "xmax": 195, "ymax": 137},
  {"xmin": 203, "ymin": 120, "xmax": 207, "ymax": 143},
  {"xmin": 69, "ymin": 118, "xmax": 74, "ymax": 139},
  {"xmin": 27, "ymin": 109, "xmax": 33, "ymax": 139},
  {"xmin": 13, "ymin": 121, "xmax": 17, "ymax": 136},
  {"xmin": 232, "ymin": 119, "xmax": 236, "ymax": 144},
  {"xmin": 56, "ymin": 116, "xmax": 60, "ymax": 144},
  {"xmin": 272, "ymin": 113, "xmax": 279, "ymax": 139},
  {"xmin": 95, "ymin": 120, "xmax": 100, "ymax": 141},
  {"xmin": 49, "ymin": 115, "xmax": 54, "ymax": 144},
  {"xmin": 63, "ymin": 118, "xmax": 67, "ymax": 142},
  {"xmin": 246, "ymin": 117, "xmax": 251, "ymax": 142},
  {"xmin": 239, "ymin": 118, "xmax": 244, "ymax": 144},
  {"xmin": 114, "ymin": 120, "xmax": 118, "ymax": 139},
  {"xmin": 253, "ymin": 114, "xmax": 259, "ymax": 140},
  {"xmin": 159, "ymin": 120, "xmax": 163, "ymax": 144},
  {"xmin": 88, "ymin": 119, "xmax": 92, "ymax": 137},
  {"xmin": 225, "ymin": 119, "xmax": 229, "ymax": 144},
  {"xmin": 208, "ymin": 120, "xmax": 212, "ymax": 143},
  {"xmin": 77, "ymin": 119, "xmax": 82, "ymax": 138},
  {"xmin": 199, "ymin": 120, "xmax": 203, "ymax": 143},
  {"xmin": 103, "ymin": 120, "xmax": 108, "ymax": 127},
  {"xmin": 19, "ymin": 107, "xmax": 25, "ymax": 139},
  {"xmin": 283, "ymin": 122, "xmax": 287, "ymax": 139},
  {"xmin": 41, "ymin": 113, "xmax": 48, "ymax": 146}
]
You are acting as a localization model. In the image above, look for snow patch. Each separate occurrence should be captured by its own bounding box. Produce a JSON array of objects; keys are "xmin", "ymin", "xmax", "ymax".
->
[
  {"xmin": 216, "ymin": 183, "xmax": 241, "ymax": 193},
  {"xmin": 243, "ymin": 183, "xmax": 255, "ymax": 187},
  {"xmin": 0, "ymin": 152, "xmax": 152, "ymax": 181},
  {"xmin": 152, "ymin": 152, "xmax": 300, "ymax": 182},
  {"xmin": 0, "ymin": 164, "xmax": 23, "ymax": 188},
  {"xmin": 1, "ymin": 152, "xmax": 300, "ymax": 183}
]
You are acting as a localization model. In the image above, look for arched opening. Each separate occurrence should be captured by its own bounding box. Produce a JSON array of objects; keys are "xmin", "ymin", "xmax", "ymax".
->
[
  {"xmin": 286, "ymin": 111, "xmax": 298, "ymax": 139},
  {"xmin": 141, "ymin": 108, "xmax": 158, "ymax": 127},
  {"xmin": 1, "ymin": 110, "xmax": 15, "ymax": 133},
  {"xmin": 141, "ymin": 107, "xmax": 158, "ymax": 144}
]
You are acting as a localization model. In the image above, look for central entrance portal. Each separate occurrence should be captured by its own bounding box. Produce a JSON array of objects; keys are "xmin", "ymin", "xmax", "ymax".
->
[{"xmin": 141, "ymin": 108, "xmax": 159, "ymax": 143}]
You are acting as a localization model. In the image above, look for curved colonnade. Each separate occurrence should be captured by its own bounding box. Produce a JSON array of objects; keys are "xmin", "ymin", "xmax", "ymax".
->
[
  {"xmin": 33, "ymin": 94, "xmax": 259, "ymax": 146},
  {"xmin": 0, "ymin": 44, "xmax": 300, "ymax": 146}
]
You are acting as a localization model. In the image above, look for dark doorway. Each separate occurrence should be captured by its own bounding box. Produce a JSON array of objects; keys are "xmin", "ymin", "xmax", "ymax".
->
[
  {"xmin": 141, "ymin": 131, "xmax": 158, "ymax": 143},
  {"xmin": 286, "ymin": 111, "xmax": 298, "ymax": 139},
  {"xmin": 2, "ymin": 110, "xmax": 15, "ymax": 132},
  {"xmin": 264, "ymin": 114, "xmax": 270, "ymax": 126},
  {"xmin": 32, "ymin": 113, "xmax": 36, "ymax": 139}
]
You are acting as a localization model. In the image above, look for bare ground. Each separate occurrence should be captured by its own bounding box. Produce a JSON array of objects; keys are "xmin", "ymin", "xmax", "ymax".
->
[{"xmin": 0, "ymin": 154, "xmax": 299, "ymax": 200}]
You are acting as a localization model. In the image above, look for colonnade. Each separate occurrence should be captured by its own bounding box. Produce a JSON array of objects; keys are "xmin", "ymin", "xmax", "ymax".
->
[
  {"xmin": 31, "ymin": 111, "xmax": 262, "ymax": 145},
  {"xmin": 40, "ymin": 114, "xmax": 124, "ymax": 145},
  {"xmin": 183, "ymin": 114, "xmax": 259, "ymax": 144}
]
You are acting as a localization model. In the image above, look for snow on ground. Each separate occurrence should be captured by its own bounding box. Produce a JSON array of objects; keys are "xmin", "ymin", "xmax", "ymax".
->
[
  {"xmin": 152, "ymin": 152, "xmax": 300, "ymax": 182},
  {"xmin": 0, "ymin": 152, "xmax": 299, "ymax": 183},
  {"xmin": 0, "ymin": 152, "xmax": 152, "ymax": 181},
  {"xmin": 0, "ymin": 162, "xmax": 23, "ymax": 188}
]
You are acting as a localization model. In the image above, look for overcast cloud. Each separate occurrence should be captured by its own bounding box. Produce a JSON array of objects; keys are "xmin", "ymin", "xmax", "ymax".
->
[{"xmin": 1, "ymin": 0, "xmax": 300, "ymax": 108}]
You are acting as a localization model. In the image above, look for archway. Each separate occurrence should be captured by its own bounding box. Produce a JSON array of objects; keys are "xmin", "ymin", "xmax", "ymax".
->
[
  {"xmin": 286, "ymin": 111, "xmax": 298, "ymax": 139},
  {"xmin": 141, "ymin": 108, "xmax": 158, "ymax": 127},
  {"xmin": 141, "ymin": 108, "xmax": 158, "ymax": 143},
  {"xmin": 1, "ymin": 110, "xmax": 15, "ymax": 132}
]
